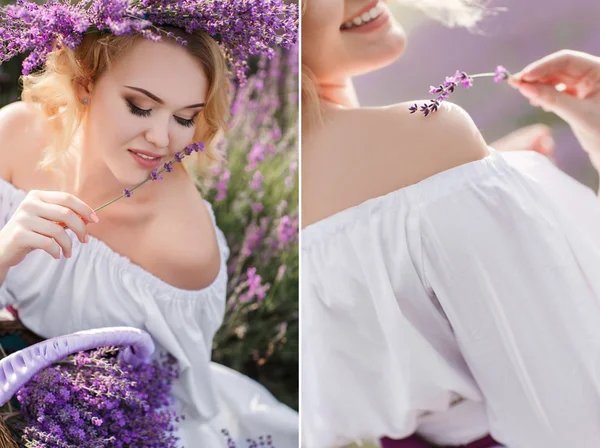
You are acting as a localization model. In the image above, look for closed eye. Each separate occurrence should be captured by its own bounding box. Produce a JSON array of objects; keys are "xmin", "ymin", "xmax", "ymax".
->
[
  {"xmin": 126, "ymin": 99, "xmax": 151, "ymax": 117},
  {"xmin": 125, "ymin": 99, "xmax": 198, "ymax": 128},
  {"xmin": 174, "ymin": 115, "xmax": 197, "ymax": 128}
]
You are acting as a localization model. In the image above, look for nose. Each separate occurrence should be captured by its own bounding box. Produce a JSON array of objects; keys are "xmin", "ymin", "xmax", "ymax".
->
[{"xmin": 145, "ymin": 114, "xmax": 170, "ymax": 150}]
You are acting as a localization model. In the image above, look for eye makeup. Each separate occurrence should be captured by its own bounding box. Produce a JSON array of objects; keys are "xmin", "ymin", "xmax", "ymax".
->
[{"xmin": 125, "ymin": 98, "xmax": 198, "ymax": 128}]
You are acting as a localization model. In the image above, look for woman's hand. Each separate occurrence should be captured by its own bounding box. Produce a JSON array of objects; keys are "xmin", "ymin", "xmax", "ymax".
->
[
  {"xmin": 508, "ymin": 50, "xmax": 600, "ymax": 169},
  {"xmin": 490, "ymin": 123, "xmax": 555, "ymax": 158},
  {"xmin": 0, "ymin": 190, "xmax": 98, "ymax": 269}
]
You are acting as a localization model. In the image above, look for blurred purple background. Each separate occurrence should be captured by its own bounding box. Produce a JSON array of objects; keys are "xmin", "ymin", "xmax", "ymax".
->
[{"xmin": 354, "ymin": 0, "xmax": 600, "ymax": 189}]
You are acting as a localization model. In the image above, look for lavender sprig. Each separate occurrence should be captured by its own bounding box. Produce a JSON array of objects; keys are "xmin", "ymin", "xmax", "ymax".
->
[
  {"xmin": 409, "ymin": 66, "xmax": 510, "ymax": 117},
  {"xmin": 92, "ymin": 141, "xmax": 204, "ymax": 213}
]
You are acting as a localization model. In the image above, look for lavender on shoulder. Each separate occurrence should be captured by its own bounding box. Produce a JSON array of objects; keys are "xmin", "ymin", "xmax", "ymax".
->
[{"xmin": 409, "ymin": 66, "xmax": 510, "ymax": 117}]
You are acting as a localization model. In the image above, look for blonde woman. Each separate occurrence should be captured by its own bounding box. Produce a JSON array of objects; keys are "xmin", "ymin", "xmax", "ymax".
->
[
  {"xmin": 0, "ymin": 1, "xmax": 298, "ymax": 447},
  {"xmin": 301, "ymin": 1, "xmax": 600, "ymax": 447}
]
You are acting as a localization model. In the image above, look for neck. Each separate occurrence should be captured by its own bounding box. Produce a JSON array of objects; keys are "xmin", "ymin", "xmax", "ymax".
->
[{"xmin": 319, "ymin": 78, "xmax": 360, "ymax": 109}]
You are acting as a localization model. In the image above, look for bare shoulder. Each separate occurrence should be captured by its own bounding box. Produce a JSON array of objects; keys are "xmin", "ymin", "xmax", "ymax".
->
[
  {"xmin": 302, "ymin": 101, "xmax": 490, "ymax": 226},
  {"xmin": 0, "ymin": 101, "xmax": 50, "ymax": 181},
  {"xmin": 141, "ymin": 180, "xmax": 222, "ymax": 291},
  {"xmin": 320, "ymin": 100, "xmax": 489, "ymax": 168}
]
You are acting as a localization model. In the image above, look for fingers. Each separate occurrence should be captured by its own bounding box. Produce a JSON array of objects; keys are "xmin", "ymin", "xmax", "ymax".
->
[
  {"xmin": 30, "ymin": 190, "xmax": 99, "ymax": 224},
  {"xmin": 513, "ymin": 50, "xmax": 598, "ymax": 83},
  {"xmin": 19, "ymin": 231, "xmax": 61, "ymax": 260},
  {"xmin": 22, "ymin": 200, "xmax": 89, "ymax": 244},
  {"xmin": 28, "ymin": 218, "xmax": 74, "ymax": 258},
  {"xmin": 519, "ymin": 83, "xmax": 585, "ymax": 124}
]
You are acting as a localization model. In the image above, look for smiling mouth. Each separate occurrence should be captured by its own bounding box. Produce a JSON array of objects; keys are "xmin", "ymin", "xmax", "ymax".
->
[
  {"xmin": 340, "ymin": 1, "xmax": 385, "ymax": 30},
  {"xmin": 128, "ymin": 149, "xmax": 162, "ymax": 161}
]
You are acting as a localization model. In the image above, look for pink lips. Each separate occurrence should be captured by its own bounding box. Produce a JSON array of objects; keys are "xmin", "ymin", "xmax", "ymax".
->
[{"xmin": 128, "ymin": 149, "xmax": 163, "ymax": 170}]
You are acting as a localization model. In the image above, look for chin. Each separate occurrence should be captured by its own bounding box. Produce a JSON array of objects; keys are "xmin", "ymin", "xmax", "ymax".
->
[{"xmin": 351, "ymin": 27, "xmax": 407, "ymax": 76}]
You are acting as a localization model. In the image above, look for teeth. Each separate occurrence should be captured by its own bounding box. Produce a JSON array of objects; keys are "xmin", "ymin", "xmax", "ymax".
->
[
  {"xmin": 134, "ymin": 152, "xmax": 158, "ymax": 160},
  {"xmin": 342, "ymin": 2, "xmax": 384, "ymax": 30}
]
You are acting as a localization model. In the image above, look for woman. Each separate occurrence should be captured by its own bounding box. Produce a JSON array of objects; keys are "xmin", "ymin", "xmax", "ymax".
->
[
  {"xmin": 0, "ymin": 1, "xmax": 298, "ymax": 447},
  {"xmin": 301, "ymin": 1, "xmax": 600, "ymax": 447}
]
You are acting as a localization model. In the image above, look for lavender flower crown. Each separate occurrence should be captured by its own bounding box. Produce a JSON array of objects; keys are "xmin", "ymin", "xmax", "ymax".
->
[{"xmin": 0, "ymin": 0, "xmax": 298, "ymax": 83}]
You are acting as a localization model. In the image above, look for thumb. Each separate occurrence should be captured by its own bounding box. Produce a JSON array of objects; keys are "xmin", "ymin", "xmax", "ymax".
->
[{"xmin": 519, "ymin": 82, "xmax": 584, "ymax": 123}]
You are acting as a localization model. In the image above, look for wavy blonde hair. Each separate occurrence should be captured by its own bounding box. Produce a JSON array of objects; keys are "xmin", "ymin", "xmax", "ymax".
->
[
  {"xmin": 20, "ymin": 26, "xmax": 230, "ymax": 187},
  {"xmin": 301, "ymin": 0, "xmax": 492, "ymax": 135}
]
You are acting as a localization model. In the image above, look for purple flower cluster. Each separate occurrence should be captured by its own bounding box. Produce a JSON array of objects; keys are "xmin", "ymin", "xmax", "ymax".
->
[
  {"xmin": 239, "ymin": 267, "xmax": 270, "ymax": 303},
  {"xmin": 16, "ymin": 347, "xmax": 181, "ymax": 448},
  {"xmin": 409, "ymin": 65, "xmax": 510, "ymax": 116},
  {"xmin": 0, "ymin": 0, "xmax": 299, "ymax": 83}
]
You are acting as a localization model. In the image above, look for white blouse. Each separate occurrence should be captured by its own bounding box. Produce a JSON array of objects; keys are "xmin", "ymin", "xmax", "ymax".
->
[
  {"xmin": 301, "ymin": 149, "xmax": 600, "ymax": 448},
  {"xmin": 0, "ymin": 177, "xmax": 298, "ymax": 448}
]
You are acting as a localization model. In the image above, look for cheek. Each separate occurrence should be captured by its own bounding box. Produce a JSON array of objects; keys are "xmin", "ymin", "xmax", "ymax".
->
[
  {"xmin": 303, "ymin": 2, "xmax": 346, "ymax": 76},
  {"xmin": 88, "ymin": 97, "xmax": 140, "ymax": 147},
  {"xmin": 168, "ymin": 121, "xmax": 197, "ymax": 153}
]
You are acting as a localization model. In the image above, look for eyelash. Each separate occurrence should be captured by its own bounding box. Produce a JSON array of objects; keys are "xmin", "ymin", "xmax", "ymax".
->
[{"xmin": 125, "ymin": 99, "xmax": 197, "ymax": 128}]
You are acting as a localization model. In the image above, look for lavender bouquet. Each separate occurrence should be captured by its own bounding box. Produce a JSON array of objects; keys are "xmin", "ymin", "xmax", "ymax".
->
[
  {"xmin": 209, "ymin": 45, "xmax": 299, "ymax": 410},
  {"xmin": 0, "ymin": 346, "xmax": 181, "ymax": 448}
]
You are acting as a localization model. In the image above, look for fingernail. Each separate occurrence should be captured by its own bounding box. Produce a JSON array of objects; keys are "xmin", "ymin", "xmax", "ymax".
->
[
  {"xmin": 85, "ymin": 235, "xmax": 89, "ymax": 244},
  {"xmin": 90, "ymin": 212, "xmax": 99, "ymax": 223}
]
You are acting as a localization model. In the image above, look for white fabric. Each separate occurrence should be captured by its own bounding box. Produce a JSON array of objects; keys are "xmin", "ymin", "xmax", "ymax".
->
[
  {"xmin": 301, "ymin": 148, "xmax": 600, "ymax": 448},
  {"xmin": 0, "ymin": 176, "xmax": 298, "ymax": 448}
]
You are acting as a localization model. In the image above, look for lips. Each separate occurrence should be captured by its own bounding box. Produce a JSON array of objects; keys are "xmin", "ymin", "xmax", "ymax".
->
[
  {"xmin": 128, "ymin": 149, "xmax": 163, "ymax": 159},
  {"xmin": 128, "ymin": 149, "xmax": 164, "ymax": 170}
]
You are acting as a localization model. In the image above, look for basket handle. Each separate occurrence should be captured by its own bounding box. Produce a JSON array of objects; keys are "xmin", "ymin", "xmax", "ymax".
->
[{"xmin": 0, "ymin": 327, "xmax": 155, "ymax": 407}]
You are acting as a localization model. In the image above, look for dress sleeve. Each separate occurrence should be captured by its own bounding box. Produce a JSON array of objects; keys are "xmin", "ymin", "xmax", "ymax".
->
[{"xmin": 420, "ymin": 151, "xmax": 600, "ymax": 447}]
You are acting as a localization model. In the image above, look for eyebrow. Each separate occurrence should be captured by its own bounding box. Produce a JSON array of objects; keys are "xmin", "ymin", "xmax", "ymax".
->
[{"xmin": 124, "ymin": 86, "xmax": 205, "ymax": 109}]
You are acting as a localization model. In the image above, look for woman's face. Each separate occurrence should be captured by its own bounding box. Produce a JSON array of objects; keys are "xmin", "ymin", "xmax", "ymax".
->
[
  {"xmin": 303, "ymin": 0, "xmax": 406, "ymax": 84},
  {"xmin": 81, "ymin": 38, "xmax": 208, "ymax": 185}
]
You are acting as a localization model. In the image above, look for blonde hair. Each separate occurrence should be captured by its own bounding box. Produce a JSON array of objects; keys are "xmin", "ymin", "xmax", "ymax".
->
[
  {"xmin": 301, "ymin": 0, "xmax": 492, "ymax": 135},
  {"xmin": 20, "ymin": 26, "xmax": 230, "ymax": 188}
]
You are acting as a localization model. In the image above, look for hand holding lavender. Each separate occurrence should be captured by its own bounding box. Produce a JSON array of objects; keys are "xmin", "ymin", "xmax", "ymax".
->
[{"xmin": 409, "ymin": 66, "xmax": 510, "ymax": 116}]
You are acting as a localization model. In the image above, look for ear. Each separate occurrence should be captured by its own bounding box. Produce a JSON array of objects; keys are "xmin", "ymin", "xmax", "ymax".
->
[{"xmin": 75, "ymin": 79, "xmax": 93, "ymax": 103}]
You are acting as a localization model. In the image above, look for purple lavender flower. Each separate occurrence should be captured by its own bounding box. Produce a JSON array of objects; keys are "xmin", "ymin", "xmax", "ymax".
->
[
  {"xmin": 494, "ymin": 65, "xmax": 509, "ymax": 83},
  {"xmin": 174, "ymin": 151, "xmax": 185, "ymax": 163},
  {"xmin": 124, "ymin": 188, "xmax": 132, "ymax": 197},
  {"xmin": 163, "ymin": 161, "xmax": 174, "ymax": 172},
  {"xmin": 215, "ymin": 169, "xmax": 231, "ymax": 202},
  {"xmin": 411, "ymin": 66, "xmax": 511, "ymax": 116},
  {"xmin": 184, "ymin": 141, "xmax": 204, "ymax": 155},
  {"xmin": 0, "ymin": 0, "xmax": 299, "ymax": 82},
  {"xmin": 151, "ymin": 168, "xmax": 163, "ymax": 181},
  {"xmin": 239, "ymin": 267, "xmax": 270, "ymax": 303},
  {"xmin": 250, "ymin": 171, "xmax": 263, "ymax": 192},
  {"xmin": 16, "ymin": 348, "xmax": 181, "ymax": 448}
]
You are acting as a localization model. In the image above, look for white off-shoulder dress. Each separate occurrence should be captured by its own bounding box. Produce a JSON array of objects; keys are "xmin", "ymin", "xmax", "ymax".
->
[
  {"xmin": 302, "ymin": 149, "xmax": 600, "ymax": 448},
  {"xmin": 0, "ymin": 177, "xmax": 298, "ymax": 448}
]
